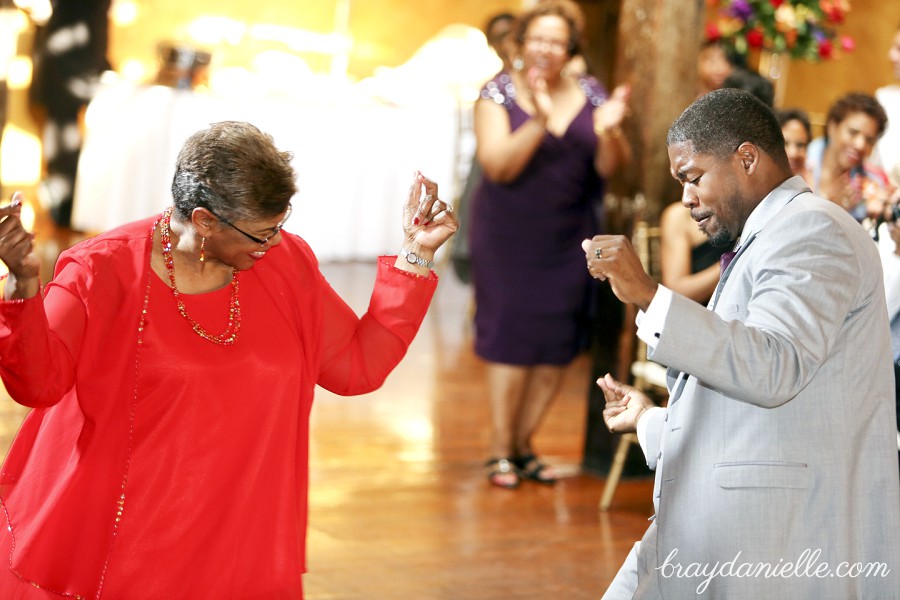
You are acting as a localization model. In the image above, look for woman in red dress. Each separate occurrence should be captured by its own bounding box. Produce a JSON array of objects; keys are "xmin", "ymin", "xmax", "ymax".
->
[{"xmin": 0, "ymin": 121, "xmax": 457, "ymax": 599}]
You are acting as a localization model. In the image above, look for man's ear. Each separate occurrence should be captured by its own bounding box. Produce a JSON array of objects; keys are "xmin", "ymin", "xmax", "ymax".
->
[{"xmin": 736, "ymin": 142, "xmax": 759, "ymax": 174}]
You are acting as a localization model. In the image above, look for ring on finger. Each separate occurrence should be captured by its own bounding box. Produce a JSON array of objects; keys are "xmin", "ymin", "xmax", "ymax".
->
[
  {"xmin": 444, "ymin": 202, "xmax": 454, "ymax": 213},
  {"xmin": 594, "ymin": 247, "xmax": 602, "ymax": 258}
]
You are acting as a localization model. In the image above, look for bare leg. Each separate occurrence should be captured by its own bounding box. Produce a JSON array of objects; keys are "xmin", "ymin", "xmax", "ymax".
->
[
  {"xmin": 513, "ymin": 364, "xmax": 566, "ymax": 479},
  {"xmin": 486, "ymin": 361, "xmax": 529, "ymax": 456},
  {"xmin": 485, "ymin": 361, "xmax": 529, "ymax": 487}
]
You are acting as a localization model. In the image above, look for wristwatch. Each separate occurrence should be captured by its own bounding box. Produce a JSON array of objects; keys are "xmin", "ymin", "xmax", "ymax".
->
[{"xmin": 400, "ymin": 247, "xmax": 434, "ymax": 269}]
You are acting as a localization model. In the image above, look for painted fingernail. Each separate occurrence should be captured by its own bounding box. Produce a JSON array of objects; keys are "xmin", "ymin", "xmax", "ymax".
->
[{"xmin": 414, "ymin": 217, "xmax": 420, "ymax": 226}]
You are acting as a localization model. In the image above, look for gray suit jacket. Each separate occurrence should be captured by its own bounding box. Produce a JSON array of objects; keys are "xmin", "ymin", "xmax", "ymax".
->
[{"xmin": 628, "ymin": 177, "xmax": 900, "ymax": 599}]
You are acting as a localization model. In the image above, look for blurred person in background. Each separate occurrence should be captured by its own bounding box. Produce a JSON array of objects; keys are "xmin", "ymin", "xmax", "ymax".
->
[
  {"xmin": 469, "ymin": 0, "xmax": 631, "ymax": 489},
  {"xmin": 485, "ymin": 11, "xmax": 517, "ymax": 72},
  {"xmin": 722, "ymin": 66, "xmax": 774, "ymax": 108},
  {"xmin": 777, "ymin": 108, "xmax": 814, "ymax": 186},
  {"xmin": 451, "ymin": 11, "xmax": 517, "ymax": 284},
  {"xmin": 28, "ymin": 0, "xmax": 111, "ymax": 229},
  {"xmin": 696, "ymin": 39, "xmax": 734, "ymax": 99},
  {"xmin": 806, "ymin": 92, "xmax": 892, "ymax": 223}
]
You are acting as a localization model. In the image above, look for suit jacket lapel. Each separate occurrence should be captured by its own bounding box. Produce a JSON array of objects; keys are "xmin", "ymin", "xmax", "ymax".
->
[
  {"xmin": 669, "ymin": 371, "xmax": 689, "ymax": 405},
  {"xmin": 710, "ymin": 234, "xmax": 757, "ymax": 311},
  {"xmin": 710, "ymin": 179, "xmax": 811, "ymax": 311},
  {"xmin": 666, "ymin": 178, "xmax": 812, "ymax": 406}
]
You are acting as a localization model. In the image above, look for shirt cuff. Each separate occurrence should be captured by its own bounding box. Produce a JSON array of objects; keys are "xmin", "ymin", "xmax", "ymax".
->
[
  {"xmin": 636, "ymin": 285, "xmax": 673, "ymax": 349},
  {"xmin": 636, "ymin": 406, "xmax": 666, "ymax": 457}
]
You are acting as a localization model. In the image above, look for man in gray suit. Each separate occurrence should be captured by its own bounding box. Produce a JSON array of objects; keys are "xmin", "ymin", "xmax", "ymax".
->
[{"xmin": 586, "ymin": 88, "xmax": 900, "ymax": 599}]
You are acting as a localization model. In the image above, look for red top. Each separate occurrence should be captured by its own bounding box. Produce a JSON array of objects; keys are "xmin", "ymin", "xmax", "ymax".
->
[{"xmin": 0, "ymin": 216, "xmax": 437, "ymax": 599}]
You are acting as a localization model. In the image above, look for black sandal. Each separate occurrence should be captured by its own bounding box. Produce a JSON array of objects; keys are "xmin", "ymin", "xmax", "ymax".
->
[
  {"xmin": 485, "ymin": 457, "xmax": 520, "ymax": 489},
  {"xmin": 514, "ymin": 454, "xmax": 557, "ymax": 485}
]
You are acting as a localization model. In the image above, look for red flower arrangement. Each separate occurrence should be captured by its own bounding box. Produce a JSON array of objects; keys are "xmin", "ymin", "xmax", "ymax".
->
[{"xmin": 706, "ymin": 0, "xmax": 854, "ymax": 62}]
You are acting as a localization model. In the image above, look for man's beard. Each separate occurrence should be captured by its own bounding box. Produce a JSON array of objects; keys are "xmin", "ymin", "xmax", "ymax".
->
[{"xmin": 707, "ymin": 225, "xmax": 735, "ymax": 248}]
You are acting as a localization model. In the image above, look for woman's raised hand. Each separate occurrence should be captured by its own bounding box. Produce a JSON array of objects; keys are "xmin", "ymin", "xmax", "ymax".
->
[
  {"xmin": 593, "ymin": 84, "xmax": 631, "ymax": 134},
  {"xmin": 402, "ymin": 171, "xmax": 458, "ymax": 255},
  {"xmin": 0, "ymin": 192, "xmax": 40, "ymax": 299},
  {"xmin": 526, "ymin": 68, "xmax": 553, "ymax": 126}
]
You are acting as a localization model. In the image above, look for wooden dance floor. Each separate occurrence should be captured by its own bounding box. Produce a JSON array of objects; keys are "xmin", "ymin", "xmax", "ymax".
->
[{"xmin": 0, "ymin": 245, "xmax": 655, "ymax": 598}]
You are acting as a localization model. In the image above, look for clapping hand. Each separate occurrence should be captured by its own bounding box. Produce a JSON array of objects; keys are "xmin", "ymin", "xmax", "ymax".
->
[
  {"xmin": 526, "ymin": 67, "xmax": 553, "ymax": 125},
  {"xmin": 860, "ymin": 177, "xmax": 894, "ymax": 219},
  {"xmin": 593, "ymin": 84, "xmax": 631, "ymax": 133},
  {"xmin": 0, "ymin": 192, "xmax": 40, "ymax": 299}
]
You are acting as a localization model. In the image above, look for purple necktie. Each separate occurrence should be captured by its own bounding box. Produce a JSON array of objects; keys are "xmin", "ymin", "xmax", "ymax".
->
[{"xmin": 720, "ymin": 249, "xmax": 738, "ymax": 274}]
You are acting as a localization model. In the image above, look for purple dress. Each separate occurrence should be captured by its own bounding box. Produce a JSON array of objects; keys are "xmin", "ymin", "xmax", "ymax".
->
[{"xmin": 469, "ymin": 72, "xmax": 607, "ymax": 366}]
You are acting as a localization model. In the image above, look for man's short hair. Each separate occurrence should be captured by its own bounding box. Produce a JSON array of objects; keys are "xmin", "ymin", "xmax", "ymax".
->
[{"xmin": 667, "ymin": 88, "xmax": 789, "ymax": 169}]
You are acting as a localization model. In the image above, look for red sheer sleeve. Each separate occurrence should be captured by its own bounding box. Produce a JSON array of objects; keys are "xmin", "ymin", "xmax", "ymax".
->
[
  {"xmin": 0, "ymin": 283, "xmax": 86, "ymax": 407},
  {"xmin": 316, "ymin": 257, "xmax": 437, "ymax": 395}
]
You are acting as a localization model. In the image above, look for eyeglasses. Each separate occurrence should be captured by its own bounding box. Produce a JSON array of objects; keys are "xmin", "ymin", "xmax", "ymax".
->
[
  {"xmin": 523, "ymin": 35, "xmax": 568, "ymax": 53},
  {"xmin": 207, "ymin": 203, "xmax": 293, "ymax": 246}
]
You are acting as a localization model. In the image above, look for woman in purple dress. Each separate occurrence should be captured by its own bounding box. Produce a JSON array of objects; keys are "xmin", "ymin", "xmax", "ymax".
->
[{"xmin": 469, "ymin": 0, "xmax": 631, "ymax": 489}]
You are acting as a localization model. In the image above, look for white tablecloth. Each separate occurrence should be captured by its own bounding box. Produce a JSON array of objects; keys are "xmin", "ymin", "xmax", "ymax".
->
[{"xmin": 72, "ymin": 83, "xmax": 463, "ymax": 262}]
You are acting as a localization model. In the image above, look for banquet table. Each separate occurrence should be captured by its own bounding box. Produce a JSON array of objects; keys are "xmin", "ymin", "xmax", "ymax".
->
[{"xmin": 72, "ymin": 82, "xmax": 465, "ymax": 262}]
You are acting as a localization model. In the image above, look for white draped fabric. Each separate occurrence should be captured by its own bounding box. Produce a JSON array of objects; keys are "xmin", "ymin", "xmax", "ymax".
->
[{"xmin": 72, "ymin": 83, "xmax": 463, "ymax": 262}]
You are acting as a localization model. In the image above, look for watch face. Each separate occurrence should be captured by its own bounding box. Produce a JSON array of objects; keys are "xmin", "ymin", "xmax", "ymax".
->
[{"xmin": 406, "ymin": 252, "xmax": 418, "ymax": 264}]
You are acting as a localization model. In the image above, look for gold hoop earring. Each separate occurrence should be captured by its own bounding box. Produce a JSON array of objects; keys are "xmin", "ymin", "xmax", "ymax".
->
[{"xmin": 199, "ymin": 237, "xmax": 206, "ymax": 263}]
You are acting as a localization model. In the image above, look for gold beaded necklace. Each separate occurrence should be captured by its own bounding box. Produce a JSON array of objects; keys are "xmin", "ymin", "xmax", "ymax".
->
[{"xmin": 159, "ymin": 207, "xmax": 241, "ymax": 345}]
